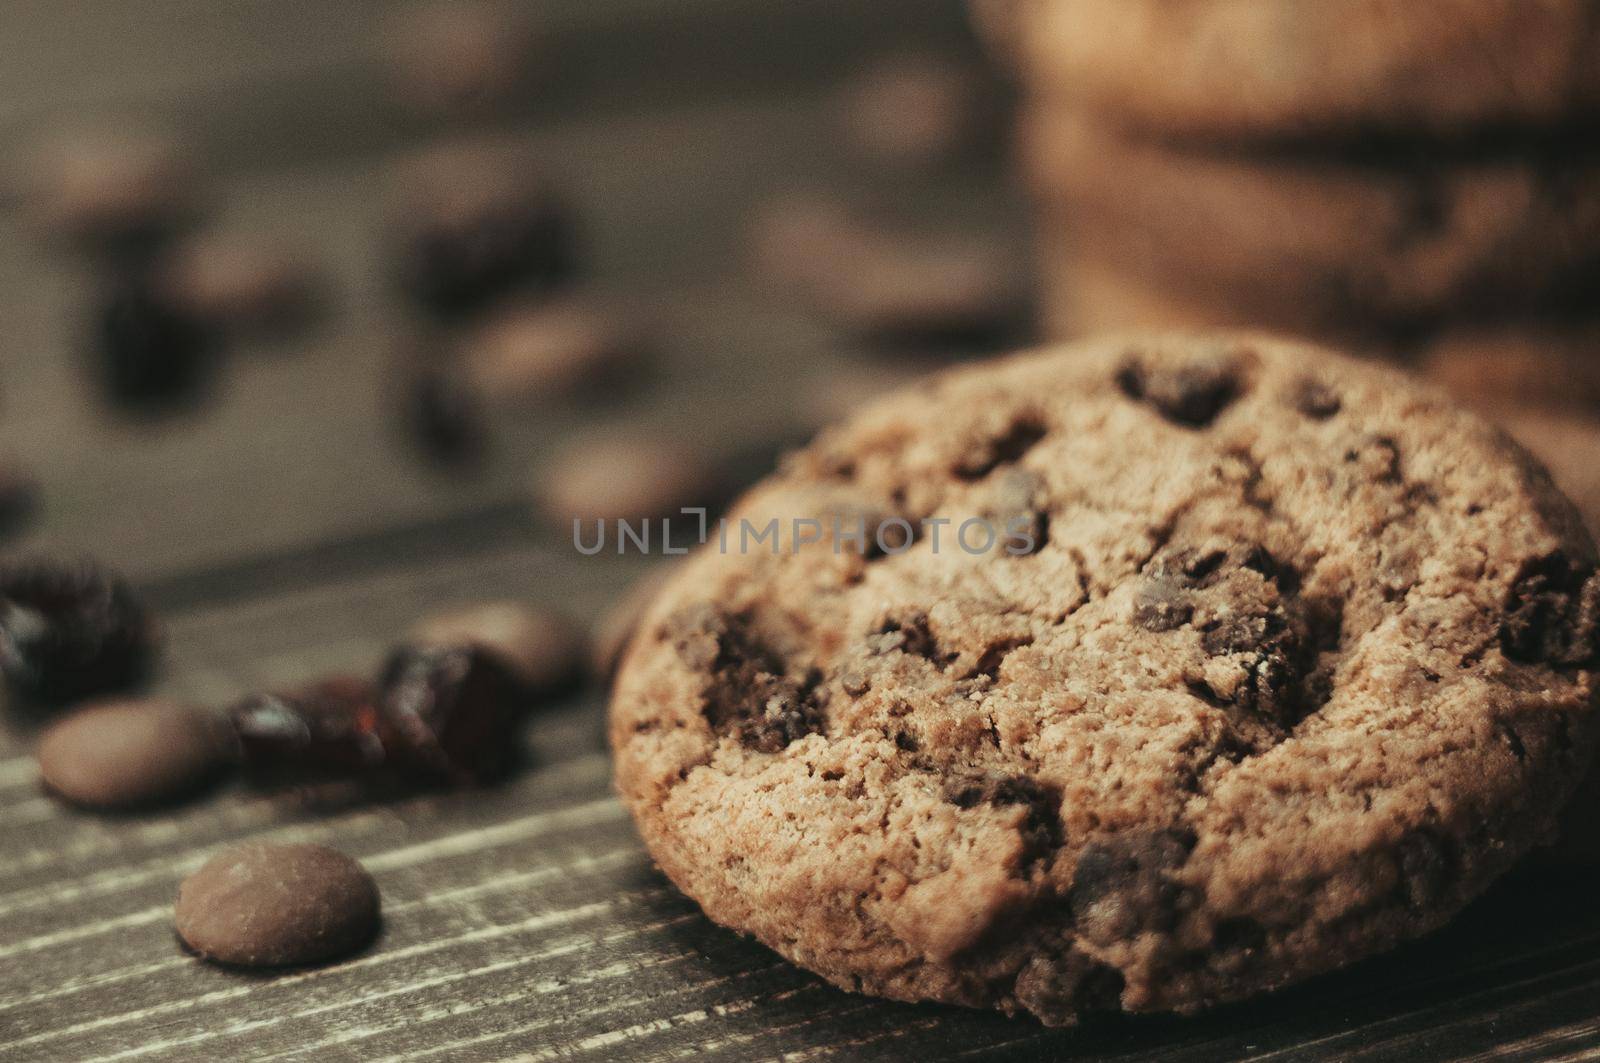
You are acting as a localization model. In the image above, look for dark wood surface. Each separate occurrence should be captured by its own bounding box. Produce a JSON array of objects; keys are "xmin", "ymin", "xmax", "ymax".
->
[{"xmin": 1, "ymin": 3, "xmax": 1598, "ymax": 1060}]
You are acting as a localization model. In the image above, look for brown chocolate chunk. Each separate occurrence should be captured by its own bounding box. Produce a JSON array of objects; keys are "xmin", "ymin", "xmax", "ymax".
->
[
  {"xmin": 668, "ymin": 605, "xmax": 824, "ymax": 753},
  {"xmin": 1116, "ymin": 354, "xmax": 1241, "ymax": 428},
  {"xmin": 1069, "ymin": 829, "xmax": 1194, "ymax": 946},
  {"xmin": 37, "ymin": 698, "xmax": 233, "ymax": 809},
  {"xmin": 1292, "ymin": 378, "xmax": 1342, "ymax": 420},
  {"xmin": 175, "ymin": 843, "xmax": 380, "ymax": 967},
  {"xmin": 1013, "ymin": 950, "xmax": 1126, "ymax": 1023},
  {"xmin": 954, "ymin": 416, "xmax": 1047, "ymax": 481},
  {"xmin": 943, "ymin": 773, "xmax": 1062, "ymax": 865},
  {"xmin": 1500, "ymin": 552, "xmax": 1600, "ymax": 667},
  {"xmin": 1396, "ymin": 829, "xmax": 1455, "ymax": 911}
]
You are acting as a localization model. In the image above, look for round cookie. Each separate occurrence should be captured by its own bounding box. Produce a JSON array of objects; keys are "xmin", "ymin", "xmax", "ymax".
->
[
  {"xmin": 610, "ymin": 333, "xmax": 1600, "ymax": 1025},
  {"xmin": 1020, "ymin": 109, "xmax": 1600, "ymax": 331},
  {"xmin": 996, "ymin": 0, "xmax": 1600, "ymax": 140},
  {"xmin": 1033, "ymin": 240, "xmax": 1402, "ymax": 355}
]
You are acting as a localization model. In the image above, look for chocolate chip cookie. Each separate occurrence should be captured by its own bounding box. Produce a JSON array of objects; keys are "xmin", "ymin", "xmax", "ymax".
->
[
  {"xmin": 610, "ymin": 333, "xmax": 1600, "ymax": 1024},
  {"xmin": 1021, "ymin": 109, "xmax": 1600, "ymax": 331},
  {"xmin": 998, "ymin": 0, "xmax": 1600, "ymax": 140}
]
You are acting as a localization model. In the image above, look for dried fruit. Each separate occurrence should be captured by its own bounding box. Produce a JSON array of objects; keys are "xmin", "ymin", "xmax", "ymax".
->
[
  {"xmin": 0, "ymin": 559, "xmax": 156, "ymax": 704},
  {"xmin": 379, "ymin": 644, "xmax": 527, "ymax": 783},
  {"xmin": 230, "ymin": 677, "xmax": 392, "ymax": 781},
  {"xmin": 95, "ymin": 280, "xmax": 212, "ymax": 408}
]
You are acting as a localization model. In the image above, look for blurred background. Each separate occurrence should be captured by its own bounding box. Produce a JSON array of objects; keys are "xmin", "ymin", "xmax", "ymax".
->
[
  {"xmin": 0, "ymin": 0, "xmax": 1031, "ymax": 586},
  {"xmin": 1, "ymin": 3, "xmax": 1598, "ymax": 1059}
]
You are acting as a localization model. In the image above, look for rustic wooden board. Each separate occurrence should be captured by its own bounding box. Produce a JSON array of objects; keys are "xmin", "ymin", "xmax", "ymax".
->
[{"xmin": 1, "ymin": 2, "xmax": 1598, "ymax": 1060}]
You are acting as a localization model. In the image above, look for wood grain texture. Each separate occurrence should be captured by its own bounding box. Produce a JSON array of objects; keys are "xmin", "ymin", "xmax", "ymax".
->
[{"xmin": 0, "ymin": 2, "xmax": 1598, "ymax": 1060}]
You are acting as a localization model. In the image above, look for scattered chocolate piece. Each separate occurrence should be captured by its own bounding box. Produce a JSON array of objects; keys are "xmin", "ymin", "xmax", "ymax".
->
[
  {"xmin": 230, "ymin": 677, "xmax": 393, "ymax": 783},
  {"xmin": 385, "ymin": 1, "xmax": 541, "ymax": 117},
  {"xmin": 536, "ymin": 431, "xmax": 717, "ymax": 524},
  {"xmin": 159, "ymin": 238, "xmax": 319, "ymax": 332},
  {"xmin": 409, "ymin": 600, "xmax": 585, "ymax": 696},
  {"xmin": 460, "ymin": 298, "xmax": 640, "ymax": 402},
  {"xmin": 839, "ymin": 53, "xmax": 982, "ymax": 169},
  {"xmin": 27, "ymin": 129, "xmax": 197, "ymax": 250},
  {"xmin": 37, "ymin": 698, "xmax": 231, "ymax": 809},
  {"xmin": 747, "ymin": 193, "xmax": 865, "ymax": 291},
  {"xmin": 175, "ymin": 843, "xmax": 380, "ymax": 967},
  {"xmin": 823, "ymin": 239, "xmax": 1027, "ymax": 344},
  {"xmin": 379, "ymin": 644, "xmax": 527, "ymax": 784},
  {"xmin": 402, "ymin": 362, "xmax": 486, "ymax": 465},
  {"xmin": 0, "ymin": 559, "xmax": 157, "ymax": 705},
  {"xmin": 591, "ymin": 568, "xmax": 673, "ymax": 680},
  {"xmin": 94, "ymin": 279, "xmax": 213, "ymax": 409},
  {"xmin": 391, "ymin": 145, "xmax": 575, "ymax": 318}
]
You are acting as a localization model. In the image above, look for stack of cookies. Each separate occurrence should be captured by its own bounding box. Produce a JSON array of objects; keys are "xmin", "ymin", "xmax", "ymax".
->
[
  {"xmin": 985, "ymin": 0, "xmax": 1600, "ymax": 342},
  {"xmin": 977, "ymin": 0, "xmax": 1600, "ymax": 520}
]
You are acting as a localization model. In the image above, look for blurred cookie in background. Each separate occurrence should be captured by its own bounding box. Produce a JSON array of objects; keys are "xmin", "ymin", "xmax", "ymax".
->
[
  {"xmin": 1419, "ymin": 325, "xmax": 1600, "ymax": 420},
  {"xmin": 993, "ymin": 0, "xmax": 1600, "ymax": 140},
  {"xmin": 1020, "ymin": 108, "xmax": 1600, "ymax": 337}
]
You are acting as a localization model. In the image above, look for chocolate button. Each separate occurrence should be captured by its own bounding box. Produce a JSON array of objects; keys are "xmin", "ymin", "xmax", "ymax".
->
[
  {"xmin": 839, "ymin": 53, "xmax": 981, "ymax": 169},
  {"xmin": 410, "ymin": 600, "xmax": 585, "ymax": 695},
  {"xmin": 160, "ymin": 239, "xmax": 318, "ymax": 331},
  {"xmin": 461, "ymin": 298, "xmax": 639, "ymax": 402},
  {"xmin": 536, "ymin": 431, "xmax": 717, "ymax": 524},
  {"xmin": 28, "ymin": 128, "xmax": 197, "ymax": 249},
  {"xmin": 385, "ymin": 0, "xmax": 540, "ymax": 117},
  {"xmin": 37, "ymin": 698, "xmax": 232, "ymax": 809},
  {"xmin": 175, "ymin": 843, "xmax": 380, "ymax": 967}
]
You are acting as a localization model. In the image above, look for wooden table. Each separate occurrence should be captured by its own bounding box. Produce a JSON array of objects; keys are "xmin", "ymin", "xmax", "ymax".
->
[{"xmin": 1, "ymin": 3, "xmax": 1597, "ymax": 1059}]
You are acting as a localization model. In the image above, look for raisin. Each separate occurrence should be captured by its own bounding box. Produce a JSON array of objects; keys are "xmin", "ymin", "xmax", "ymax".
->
[
  {"xmin": 230, "ymin": 677, "xmax": 392, "ymax": 781},
  {"xmin": 96, "ymin": 280, "xmax": 213, "ymax": 410},
  {"xmin": 0, "ymin": 559, "xmax": 156, "ymax": 704},
  {"xmin": 404, "ymin": 363, "xmax": 485, "ymax": 466},
  {"xmin": 397, "ymin": 190, "xmax": 575, "ymax": 318},
  {"xmin": 380, "ymin": 643, "xmax": 528, "ymax": 783}
]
